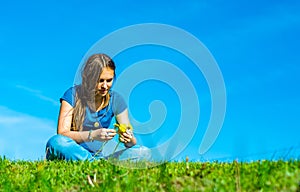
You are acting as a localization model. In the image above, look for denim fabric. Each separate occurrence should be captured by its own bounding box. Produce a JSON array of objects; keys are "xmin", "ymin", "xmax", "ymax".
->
[{"xmin": 45, "ymin": 134, "xmax": 151, "ymax": 162}]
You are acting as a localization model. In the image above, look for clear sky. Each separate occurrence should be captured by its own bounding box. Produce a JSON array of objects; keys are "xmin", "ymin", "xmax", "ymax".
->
[{"xmin": 0, "ymin": 0, "xmax": 299, "ymax": 161}]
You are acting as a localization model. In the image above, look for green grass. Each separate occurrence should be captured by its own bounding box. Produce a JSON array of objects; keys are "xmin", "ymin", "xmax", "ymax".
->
[{"xmin": 0, "ymin": 157, "xmax": 299, "ymax": 191}]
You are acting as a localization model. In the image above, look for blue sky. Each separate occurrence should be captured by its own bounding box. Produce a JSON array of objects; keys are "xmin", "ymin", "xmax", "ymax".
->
[{"xmin": 0, "ymin": 0, "xmax": 299, "ymax": 161}]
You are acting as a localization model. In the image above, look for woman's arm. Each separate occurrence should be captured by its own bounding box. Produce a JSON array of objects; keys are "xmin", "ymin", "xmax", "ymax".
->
[
  {"xmin": 57, "ymin": 100, "xmax": 116, "ymax": 143},
  {"xmin": 116, "ymin": 109, "xmax": 137, "ymax": 147}
]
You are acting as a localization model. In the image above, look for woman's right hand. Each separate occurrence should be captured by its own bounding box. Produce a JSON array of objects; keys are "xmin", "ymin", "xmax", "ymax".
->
[{"xmin": 92, "ymin": 128, "xmax": 117, "ymax": 142}]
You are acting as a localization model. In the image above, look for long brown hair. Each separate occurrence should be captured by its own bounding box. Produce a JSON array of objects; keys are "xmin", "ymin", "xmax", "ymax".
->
[{"xmin": 71, "ymin": 53, "xmax": 116, "ymax": 131}]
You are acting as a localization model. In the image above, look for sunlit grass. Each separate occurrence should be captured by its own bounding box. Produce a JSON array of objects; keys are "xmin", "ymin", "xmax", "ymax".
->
[{"xmin": 0, "ymin": 157, "xmax": 299, "ymax": 191}]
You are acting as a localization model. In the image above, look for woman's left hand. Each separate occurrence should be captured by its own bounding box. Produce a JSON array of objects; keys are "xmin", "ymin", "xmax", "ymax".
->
[
  {"xmin": 119, "ymin": 130, "xmax": 133, "ymax": 143},
  {"xmin": 115, "ymin": 109, "xmax": 137, "ymax": 147},
  {"xmin": 119, "ymin": 129, "xmax": 137, "ymax": 148}
]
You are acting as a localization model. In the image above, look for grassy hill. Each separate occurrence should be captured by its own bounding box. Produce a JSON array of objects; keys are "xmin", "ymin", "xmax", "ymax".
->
[{"xmin": 0, "ymin": 157, "xmax": 299, "ymax": 191}]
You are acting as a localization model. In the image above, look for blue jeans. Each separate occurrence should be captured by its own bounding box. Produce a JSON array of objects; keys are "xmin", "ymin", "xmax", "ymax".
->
[{"xmin": 45, "ymin": 134, "xmax": 151, "ymax": 161}]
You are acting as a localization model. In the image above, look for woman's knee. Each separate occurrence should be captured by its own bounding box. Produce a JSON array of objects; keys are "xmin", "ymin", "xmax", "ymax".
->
[
  {"xmin": 46, "ymin": 134, "xmax": 74, "ymax": 149},
  {"xmin": 46, "ymin": 134, "xmax": 93, "ymax": 161},
  {"xmin": 138, "ymin": 146, "xmax": 152, "ymax": 159},
  {"xmin": 120, "ymin": 145, "xmax": 152, "ymax": 160}
]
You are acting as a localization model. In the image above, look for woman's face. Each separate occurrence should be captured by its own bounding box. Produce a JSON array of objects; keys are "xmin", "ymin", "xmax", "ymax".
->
[{"xmin": 96, "ymin": 67, "xmax": 114, "ymax": 97}]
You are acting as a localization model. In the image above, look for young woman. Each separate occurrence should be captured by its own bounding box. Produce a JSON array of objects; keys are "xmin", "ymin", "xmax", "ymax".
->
[{"xmin": 46, "ymin": 53, "xmax": 151, "ymax": 161}]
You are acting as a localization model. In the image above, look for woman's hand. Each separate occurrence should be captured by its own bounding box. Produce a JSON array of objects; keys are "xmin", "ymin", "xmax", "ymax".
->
[
  {"xmin": 119, "ymin": 129, "xmax": 132, "ymax": 143},
  {"xmin": 92, "ymin": 128, "xmax": 116, "ymax": 142},
  {"xmin": 119, "ymin": 130, "xmax": 137, "ymax": 147},
  {"xmin": 115, "ymin": 109, "xmax": 137, "ymax": 147}
]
